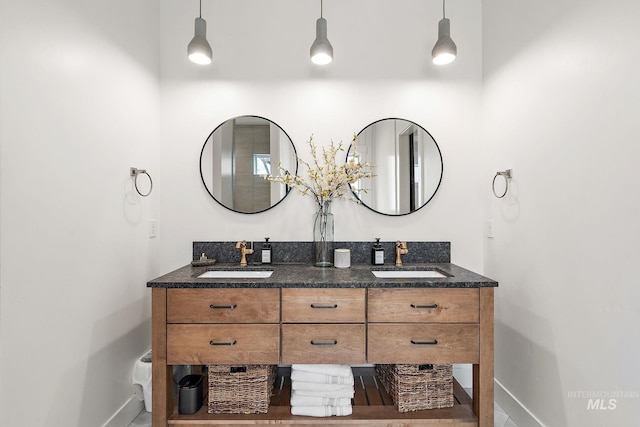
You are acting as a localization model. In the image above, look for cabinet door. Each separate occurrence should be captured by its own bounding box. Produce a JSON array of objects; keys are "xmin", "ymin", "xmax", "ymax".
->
[
  {"xmin": 281, "ymin": 324, "xmax": 366, "ymax": 363},
  {"xmin": 167, "ymin": 288, "xmax": 280, "ymax": 323},
  {"xmin": 282, "ymin": 288, "xmax": 365, "ymax": 323},
  {"xmin": 167, "ymin": 324, "xmax": 280, "ymax": 364},
  {"xmin": 367, "ymin": 323, "xmax": 479, "ymax": 364},
  {"xmin": 368, "ymin": 288, "xmax": 479, "ymax": 323}
]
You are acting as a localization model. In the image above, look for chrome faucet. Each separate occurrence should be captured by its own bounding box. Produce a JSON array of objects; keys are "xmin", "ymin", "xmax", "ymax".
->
[
  {"xmin": 235, "ymin": 240, "xmax": 254, "ymax": 266},
  {"xmin": 395, "ymin": 241, "xmax": 408, "ymax": 266}
]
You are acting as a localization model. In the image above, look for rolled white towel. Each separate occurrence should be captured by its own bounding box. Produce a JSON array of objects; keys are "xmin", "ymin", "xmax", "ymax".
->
[
  {"xmin": 290, "ymin": 391, "xmax": 352, "ymax": 407},
  {"xmin": 291, "ymin": 364, "xmax": 353, "ymax": 378},
  {"xmin": 291, "ymin": 405, "xmax": 353, "ymax": 417},
  {"xmin": 291, "ymin": 370, "xmax": 354, "ymax": 385},
  {"xmin": 291, "ymin": 388, "xmax": 355, "ymax": 399}
]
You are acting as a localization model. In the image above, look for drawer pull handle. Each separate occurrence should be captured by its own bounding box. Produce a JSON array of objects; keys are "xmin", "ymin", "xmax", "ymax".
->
[
  {"xmin": 411, "ymin": 339, "xmax": 438, "ymax": 345},
  {"xmin": 311, "ymin": 340, "xmax": 338, "ymax": 346},
  {"xmin": 209, "ymin": 304, "xmax": 237, "ymax": 310},
  {"xmin": 209, "ymin": 340, "xmax": 237, "ymax": 346},
  {"xmin": 410, "ymin": 303, "xmax": 438, "ymax": 309},
  {"xmin": 310, "ymin": 304, "xmax": 338, "ymax": 309}
]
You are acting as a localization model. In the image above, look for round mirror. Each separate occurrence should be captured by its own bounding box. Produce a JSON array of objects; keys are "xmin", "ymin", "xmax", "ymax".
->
[
  {"xmin": 199, "ymin": 115, "xmax": 298, "ymax": 214},
  {"xmin": 348, "ymin": 118, "xmax": 443, "ymax": 216}
]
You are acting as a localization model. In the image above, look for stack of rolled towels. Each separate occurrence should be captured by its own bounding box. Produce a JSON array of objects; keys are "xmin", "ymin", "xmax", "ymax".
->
[{"xmin": 290, "ymin": 364, "xmax": 354, "ymax": 417}]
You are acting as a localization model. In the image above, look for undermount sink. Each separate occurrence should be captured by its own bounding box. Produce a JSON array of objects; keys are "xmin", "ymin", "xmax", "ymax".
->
[
  {"xmin": 371, "ymin": 270, "xmax": 448, "ymax": 279},
  {"xmin": 198, "ymin": 270, "xmax": 273, "ymax": 279}
]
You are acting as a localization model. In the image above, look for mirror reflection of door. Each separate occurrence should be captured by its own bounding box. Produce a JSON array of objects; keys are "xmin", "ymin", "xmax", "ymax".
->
[
  {"xmin": 350, "ymin": 118, "xmax": 443, "ymax": 216},
  {"xmin": 399, "ymin": 125, "xmax": 425, "ymax": 212}
]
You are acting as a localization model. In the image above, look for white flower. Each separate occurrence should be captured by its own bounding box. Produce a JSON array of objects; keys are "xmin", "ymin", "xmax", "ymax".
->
[{"xmin": 267, "ymin": 135, "xmax": 375, "ymax": 208}]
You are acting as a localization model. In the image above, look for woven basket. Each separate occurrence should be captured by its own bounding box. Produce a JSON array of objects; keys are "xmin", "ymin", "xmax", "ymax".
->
[
  {"xmin": 376, "ymin": 364, "xmax": 454, "ymax": 412},
  {"xmin": 207, "ymin": 365, "xmax": 276, "ymax": 414}
]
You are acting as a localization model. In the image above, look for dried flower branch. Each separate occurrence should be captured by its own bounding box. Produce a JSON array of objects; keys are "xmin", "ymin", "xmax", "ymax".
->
[{"xmin": 267, "ymin": 134, "xmax": 375, "ymax": 208}]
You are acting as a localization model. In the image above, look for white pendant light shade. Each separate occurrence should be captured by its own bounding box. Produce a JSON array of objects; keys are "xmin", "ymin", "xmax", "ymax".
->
[
  {"xmin": 310, "ymin": 17, "xmax": 333, "ymax": 64},
  {"xmin": 188, "ymin": 17, "xmax": 212, "ymax": 65},
  {"xmin": 188, "ymin": 0, "xmax": 212, "ymax": 66},
  {"xmin": 432, "ymin": 17, "xmax": 456, "ymax": 65},
  {"xmin": 432, "ymin": 0, "xmax": 456, "ymax": 66},
  {"xmin": 310, "ymin": 1, "xmax": 333, "ymax": 65}
]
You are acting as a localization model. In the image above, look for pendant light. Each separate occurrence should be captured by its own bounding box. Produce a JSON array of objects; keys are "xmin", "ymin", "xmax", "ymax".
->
[
  {"xmin": 431, "ymin": 0, "xmax": 457, "ymax": 65},
  {"xmin": 310, "ymin": 0, "xmax": 333, "ymax": 65},
  {"xmin": 188, "ymin": 0, "xmax": 213, "ymax": 65}
]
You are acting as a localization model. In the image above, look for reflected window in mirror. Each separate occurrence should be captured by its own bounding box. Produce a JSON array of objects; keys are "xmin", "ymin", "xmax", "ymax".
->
[
  {"xmin": 348, "ymin": 118, "xmax": 443, "ymax": 216},
  {"xmin": 200, "ymin": 115, "xmax": 297, "ymax": 214},
  {"xmin": 253, "ymin": 153, "xmax": 271, "ymax": 175}
]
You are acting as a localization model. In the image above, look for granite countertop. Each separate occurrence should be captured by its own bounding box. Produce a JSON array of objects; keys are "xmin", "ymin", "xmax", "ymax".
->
[{"xmin": 146, "ymin": 263, "xmax": 498, "ymax": 289}]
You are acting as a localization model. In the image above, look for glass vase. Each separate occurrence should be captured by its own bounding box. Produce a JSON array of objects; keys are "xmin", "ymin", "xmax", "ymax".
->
[{"xmin": 313, "ymin": 201, "xmax": 334, "ymax": 267}]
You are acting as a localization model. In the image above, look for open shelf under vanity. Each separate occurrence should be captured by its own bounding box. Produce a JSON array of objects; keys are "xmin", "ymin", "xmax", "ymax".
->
[{"xmin": 168, "ymin": 367, "xmax": 477, "ymax": 426}]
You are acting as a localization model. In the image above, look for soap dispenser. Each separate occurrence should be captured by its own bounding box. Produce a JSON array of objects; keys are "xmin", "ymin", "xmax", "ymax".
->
[
  {"xmin": 261, "ymin": 238, "xmax": 272, "ymax": 264},
  {"xmin": 371, "ymin": 238, "xmax": 385, "ymax": 265}
]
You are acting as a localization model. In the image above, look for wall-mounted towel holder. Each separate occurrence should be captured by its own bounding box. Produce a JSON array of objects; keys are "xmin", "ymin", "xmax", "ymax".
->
[
  {"xmin": 492, "ymin": 169, "xmax": 512, "ymax": 198},
  {"xmin": 130, "ymin": 167, "xmax": 153, "ymax": 197}
]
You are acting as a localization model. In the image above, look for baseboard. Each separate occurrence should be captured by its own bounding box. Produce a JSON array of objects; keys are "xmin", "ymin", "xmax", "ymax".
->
[
  {"xmin": 102, "ymin": 396, "xmax": 144, "ymax": 427},
  {"xmin": 453, "ymin": 364, "xmax": 473, "ymax": 389},
  {"xmin": 495, "ymin": 378, "xmax": 546, "ymax": 427}
]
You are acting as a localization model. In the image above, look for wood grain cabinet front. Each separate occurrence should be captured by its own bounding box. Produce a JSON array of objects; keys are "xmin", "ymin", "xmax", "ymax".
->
[
  {"xmin": 167, "ymin": 323, "xmax": 280, "ymax": 365},
  {"xmin": 368, "ymin": 288, "xmax": 480, "ymax": 365},
  {"xmin": 368, "ymin": 288, "xmax": 479, "ymax": 323},
  {"xmin": 281, "ymin": 323, "xmax": 366, "ymax": 364},
  {"xmin": 367, "ymin": 323, "xmax": 479, "ymax": 364},
  {"xmin": 281, "ymin": 288, "xmax": 365, "ymax": 323},
  {"xmin": 167, "ymin": 288, "xmax": 280, "ymax": 323},
  {"xmin": 281, "ymin": 288, "xmax": 366, "ymax": 363}
]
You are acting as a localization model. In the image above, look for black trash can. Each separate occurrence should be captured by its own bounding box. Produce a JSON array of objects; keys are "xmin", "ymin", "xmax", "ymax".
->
[{"xmin": 178, "ymin": 374, "xmax": 203, "ymax": 414}]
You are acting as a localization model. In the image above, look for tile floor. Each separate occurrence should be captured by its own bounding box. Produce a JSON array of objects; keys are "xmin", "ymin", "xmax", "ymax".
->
[
  {"xmin": 128, "ymin": 409, "xmax": 150, "ymax": 426},
  {"xmin": 128, "ymin": 402, "xmax": 519, "ymax": 427},
  {"xmin": 495, "ymin": 401, "xmax": 520, "ymax": 427}
]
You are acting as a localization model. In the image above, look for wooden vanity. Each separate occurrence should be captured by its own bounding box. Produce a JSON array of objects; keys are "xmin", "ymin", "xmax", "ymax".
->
[{"xmin": 148, "ymin": 262, "xmax": 496, "ymax": 427}]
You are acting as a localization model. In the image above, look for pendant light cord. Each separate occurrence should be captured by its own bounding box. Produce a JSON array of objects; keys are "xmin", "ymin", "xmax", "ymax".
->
[
  {"xmin": 443, "ymin": 0, "xmax": 446, "ymax": 18},
  {"xmin": 320, "ymin": 0, "xmax": 324, "ymax": 18},
  {"xmin": 199, "ymin": 0, "xmax": 202, "ymax": 18}
]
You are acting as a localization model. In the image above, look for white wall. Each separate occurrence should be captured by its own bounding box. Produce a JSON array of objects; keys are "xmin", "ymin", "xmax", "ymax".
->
[
  {"xmin": 483, "ymin": 0, "xmax": 640, "ymax": 425},
  {"xmin": 0, "ymin": 1, "xmax": 161, "ymax": 426},
  {"xmin": 157, "ymin": 0, "xmax": 485, "ymax": 274}
]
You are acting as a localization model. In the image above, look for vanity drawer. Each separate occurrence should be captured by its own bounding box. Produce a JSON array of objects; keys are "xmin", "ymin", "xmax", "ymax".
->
[
  {"xmin": 367, "ymin": 324, "xmax": 479, "ymax": 364},
  {"xmin": 282, "ymin": 288, "xmax": 365, "ymax": 323},
  {"xmin": 368, "ymin": 288, "xmax": 479, "ymax": 323},
  {"xmin": 167, "ymin": 288, "xmax": 280, "ymax": 323},
  {"xmin": 167, "ymin": 324, "xmax": 279, "ymax": 364},
  {"xmin": 281, "ymin": 324, "xmax": 366, "ymax": 364}
]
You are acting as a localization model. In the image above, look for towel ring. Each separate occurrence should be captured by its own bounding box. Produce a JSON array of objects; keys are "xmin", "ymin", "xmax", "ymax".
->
[
  {"xmin": 130, "ymin": 167, "xmax": 153, "ymax": 197},
  {"xmin": 492, "ymin": 169, "xmax": 512, "ymax": 198}
]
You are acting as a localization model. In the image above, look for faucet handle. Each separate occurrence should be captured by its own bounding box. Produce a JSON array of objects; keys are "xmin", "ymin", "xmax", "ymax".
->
[{"xmin": 395, "ymin": 241, "xmax": 408, "ymax": 266}]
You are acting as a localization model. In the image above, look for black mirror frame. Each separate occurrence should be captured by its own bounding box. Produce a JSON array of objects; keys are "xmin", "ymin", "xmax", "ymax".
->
[
  {"xmin": 199, "ymin": 115, "xmax": 298, "ymax": 214},
  {"xmin": 348, "ymin": 117, "xmax": 444, "ymax": 217}
]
